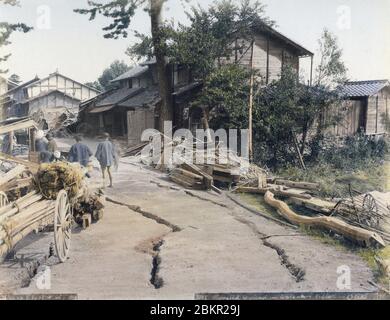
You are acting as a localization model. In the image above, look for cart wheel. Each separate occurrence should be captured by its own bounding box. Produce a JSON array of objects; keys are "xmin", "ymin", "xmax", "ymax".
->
[
  {"xmin": 0, "ymin": 192, "xmax": 8, "ymax": 208},
  {"xmin": 363, "ymin": 194, "xmax": 378, "ymax": 214},
  {"xmin": 54, "ymin": 190, "xmax": 72, "ymax": 263}
]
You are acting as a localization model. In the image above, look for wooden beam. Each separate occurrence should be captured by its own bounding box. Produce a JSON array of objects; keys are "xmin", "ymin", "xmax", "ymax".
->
[
  {"xmin": 266, "ymin": 37, "xmax": 270, "ymax": 85},
  {"xmin": 0, "ymin": 165, "xmax": 26, "ymax": 187},
  {"xmin": 264, "ymin": 191, "xmax": 385, "ymax": 248},
  {"xmin": 0, "ymin": 119, "xmax": 38, "ymax": 135}
]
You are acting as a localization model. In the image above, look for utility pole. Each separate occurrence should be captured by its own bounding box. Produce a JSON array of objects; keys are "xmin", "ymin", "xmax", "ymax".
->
[{"xmin": 248, "ymin": 40, "xmax": 255, "ymax": 162}]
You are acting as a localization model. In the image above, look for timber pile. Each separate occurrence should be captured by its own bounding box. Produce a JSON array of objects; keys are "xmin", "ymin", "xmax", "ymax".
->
[
  {"xmin": 0, "ymin": 191, "xmax": 55, "ymax": 258},
  {"xmin": 122, "ymin": 142, "xmax": 149, "ymax": 157}
]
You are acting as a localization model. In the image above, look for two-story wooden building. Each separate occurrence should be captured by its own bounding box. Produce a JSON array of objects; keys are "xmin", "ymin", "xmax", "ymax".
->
[
  {"xmin": 79, "ymin": 24, "xmax": 313, "ymax": 145},
  {"xmin": 0, "ymin": 71, "xmax": 101, "ymax": 129}
]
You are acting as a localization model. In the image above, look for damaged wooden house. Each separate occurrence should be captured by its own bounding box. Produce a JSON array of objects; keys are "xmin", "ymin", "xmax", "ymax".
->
[
  {"xmin": 0, "ymin": 71, "xmax": 101, "ymax": 131},
  {"xmin": 78, "ymin": 59, "xmax": 202, "ymax": 144}
]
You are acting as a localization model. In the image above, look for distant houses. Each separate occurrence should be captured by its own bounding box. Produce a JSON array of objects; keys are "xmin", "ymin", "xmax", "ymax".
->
[{"xmin": 0, "ymin": 71, "xmax": 101, "ymax": 129}]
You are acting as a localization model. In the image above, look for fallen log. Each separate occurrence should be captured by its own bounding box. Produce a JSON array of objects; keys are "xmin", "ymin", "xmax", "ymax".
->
[
  {"xmin": 236, "ymin": 186, "xmax": 312, "ymax": 200},
  {"xmin": 264, "ymin": 191, "xmax": 385, "ymax": 248}
]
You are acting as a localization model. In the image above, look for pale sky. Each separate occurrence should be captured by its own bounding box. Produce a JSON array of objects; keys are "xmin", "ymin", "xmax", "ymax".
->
[{"xmin": 0, "ymin": 0, "xmax": 389, "ymax": 84}]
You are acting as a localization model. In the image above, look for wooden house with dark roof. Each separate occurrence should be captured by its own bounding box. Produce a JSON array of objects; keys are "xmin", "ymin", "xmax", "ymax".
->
[
  {"xmin": 328, "ymin": 80, "xmax": 390, "ymax": 137},
  {"xmin": 79, "ymin": 23, "xmax": 313, "ymax": 145}
]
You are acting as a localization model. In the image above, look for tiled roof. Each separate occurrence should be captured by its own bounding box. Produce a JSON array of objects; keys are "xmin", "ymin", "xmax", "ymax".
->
[
  {"xmin": 111, "ymin": 65, "xmax": 149, "ymax": 83},
  {"xmin": 341, "ymin": 80, "xmax": 389, "ymax": 97},
  {"xmin": 118, "ymin": 87, "xmax": 160, "ymax": 108},
  {"xmin": 95, "ymin": 87, "xmax": 143, "ymax": 107}
]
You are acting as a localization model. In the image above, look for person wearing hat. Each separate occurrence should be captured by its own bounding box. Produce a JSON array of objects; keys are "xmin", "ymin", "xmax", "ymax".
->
[{"xmin": 95, "ymin": 132, "xmax": 115, "ymax": 188}]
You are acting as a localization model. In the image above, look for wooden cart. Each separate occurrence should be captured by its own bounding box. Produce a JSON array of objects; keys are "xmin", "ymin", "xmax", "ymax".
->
[{"xmin": 0, "ymin": 188, "xmax": 73, "ymax": 263}]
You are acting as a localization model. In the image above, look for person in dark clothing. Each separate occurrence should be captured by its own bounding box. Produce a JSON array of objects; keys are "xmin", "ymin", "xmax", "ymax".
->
[
  {"xmin": 46, "ymin": 133, "xmax": 58, "ymax": 153},
  {"xmin": 68, "ymin": 135, "xmax": 93, "ymax": 167},
  {"xmin": 95, "ymin": 133, "xmax": 115, "ymax": 188},
  {"xmin": 35, "ymin": 130, "xmax": 51, "ymax": 164},
  {"xmin": 1, "ymin": 133, "xmax": 15, "ymax": 155}
]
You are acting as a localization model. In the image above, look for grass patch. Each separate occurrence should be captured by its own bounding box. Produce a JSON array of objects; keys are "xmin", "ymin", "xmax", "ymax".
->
[{"xmin": 276, "ymin": 160, "xmax": 387, "ymax": 198}]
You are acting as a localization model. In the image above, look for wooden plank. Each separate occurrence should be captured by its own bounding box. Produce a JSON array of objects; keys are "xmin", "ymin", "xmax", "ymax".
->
[
  {"xmin": 274, "ymin": 179, "xmax": 320, "ymax": 191},
  {"xmin": 0, "ymin": 153, "xmax": 39, "ymax": 172},
  {"xmin": 181, "ymin": 162, "xmax": 213, "ymax": 190},
  {"xmin": 235, "ymin": 186, "xmax": 312, "ymax": 200},
  {"xmin": 0, "ymin": 119, "xmax": 38, "ymax": 135},
  {"xmin": 287, "ymin": 197, "xmax": 335, "ymax": 214},
  {"xmin": 0, "ymin": 165, "xmax": 26, "ymax": 187}
]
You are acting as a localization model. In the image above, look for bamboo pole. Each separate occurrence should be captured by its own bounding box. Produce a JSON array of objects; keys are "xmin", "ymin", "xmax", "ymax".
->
[{"xmin": 264, "ymin": 191, "xmax": 385, "ymax": 248}]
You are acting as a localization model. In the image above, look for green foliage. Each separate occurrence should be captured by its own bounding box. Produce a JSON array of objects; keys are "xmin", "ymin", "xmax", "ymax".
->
[
  {"xmin": 74, "ymin": 0, "xmax": 141, "ymax": 39},
  {"xmin": 0, "ymin": 0, "xmax": 32, "ymax": 73},
  {"xmin": 194, "ymin": 64, "xmax": 252, "ymax": 129},
  {"xmin": 127, "ymin": 0, "xmax": 274, "ymax": 79},
  {"xmin": 316, "ymin": 29, "xmax": 348, "ymax": 87},
  {"xmin": 88, "ymin": 60, "xmax": 130, "ymax": 91},
  {"xmin": 317, "ymin": 133, "xmax": 389, "ymax": 170}
]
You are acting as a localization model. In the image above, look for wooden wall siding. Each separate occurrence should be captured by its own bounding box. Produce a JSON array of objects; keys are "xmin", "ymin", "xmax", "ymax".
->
[
  {"xmin": 29, "ymin": 91, "xmax": 79, "ymax": 115},
  {"xmin": 27, "ymin": 74, "xmax": 99, "ymax": 102},
  {"xmin": 235, "ymin": 34, "xmax": 300, "ymax": 84},
  {"xmin": 327, "ymin": 100, "xmax": 365, "ymax": 136},
  {"xmin": 127, "ymin": 109, "xmax": 155, "ymax": 146},
  {"xmin": 366, "ymin": 88, "xmax": 389, "ymax": 134}
]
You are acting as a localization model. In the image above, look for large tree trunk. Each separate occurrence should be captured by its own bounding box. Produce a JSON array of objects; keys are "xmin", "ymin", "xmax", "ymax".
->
[{"xmin": 150, "ymin": 0, "xmax": 173, "ymax": 132}]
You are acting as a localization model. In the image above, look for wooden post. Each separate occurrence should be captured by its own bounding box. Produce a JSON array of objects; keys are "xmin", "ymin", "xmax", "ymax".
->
[
  {"xmin": 8, "ymin": 131, "xmax": 14, "ymax": 155},
  {"xmin": 266, "ymin": 37, "xmax": 270, "ymax": 85},
  {"xmin": 309, "ymin": 55, "xmax": 313, "ymax": 86},
  {"xmin": 248, "ymin": 40, "xmax": 255, "ymax": 163}
]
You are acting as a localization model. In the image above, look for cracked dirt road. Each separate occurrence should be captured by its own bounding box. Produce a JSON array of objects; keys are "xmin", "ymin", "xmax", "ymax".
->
[{"xmin": 1, "ymin": 159, "xmax": 376, "ymax": 299}]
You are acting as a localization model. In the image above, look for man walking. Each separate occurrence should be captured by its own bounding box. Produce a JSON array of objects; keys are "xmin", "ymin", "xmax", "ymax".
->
[
  {"xmin": 68, "ymin": 135, "xmax": 93, "ymax": 167},
  {"xmin": 95, "ymin": 132, "xmax": 116, "ymax": 188},
  {"xmin": 35, "ymin": 130, "xmax": 51, "ymax": 163},
  {"xmin": 46, "ymin": 133, "xmax": 58, "ymax": 153}
]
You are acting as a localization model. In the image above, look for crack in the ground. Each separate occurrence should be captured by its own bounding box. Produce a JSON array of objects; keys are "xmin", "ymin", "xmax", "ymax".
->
[
  {"xmin": 107, "ymin": 199, "xmax": 181, "ymax": 290},
  {"xmin": 150, "ymin": 240, "xmax": 164, "ymax": 289},
  {"xmin": 234, "ymin": 216, "xmax": 306, "ymax": 282},
  {"xmin": 106, "ymin": 197, "xmax": 181, "ymax": 232}
]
